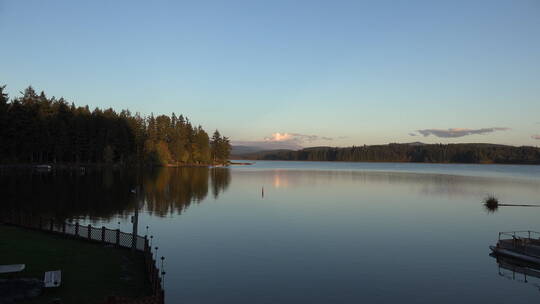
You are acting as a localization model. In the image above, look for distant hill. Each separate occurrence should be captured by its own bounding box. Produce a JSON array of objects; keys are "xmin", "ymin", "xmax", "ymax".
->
[
  {"xmin": 231, "ymin": 143, "xmax": 298, "ymax": 158},
  {"xmin": 406, "ymin": 141, "xmax": 426, "ymax": 146},
  {"xmin": 231, "ymin": 145, "xmax": 266, "ymax": 156},
  {"xmin": 232, "ymin": 148, "xmax": 294, "ymax": 160},
  {"xmin": 234, "ymin": 143, "xmax": 540, "ymax": 164}
]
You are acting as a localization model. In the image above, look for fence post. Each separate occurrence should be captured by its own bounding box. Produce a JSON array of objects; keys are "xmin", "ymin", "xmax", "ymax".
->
[
  {"xmin": 62, "ymin": 222, "xmax": 66, "ymax": 234},
  {"xmin": 155, "ymin": 267, "xmax": 159, "ymax": 293},
  {"xmin": 102, "ymin": 226, "xmax": 106, "ymax": 243},
  {"xmin": 160, "ymin": 256, "xmax": 165, "ymax": 295},
  {"xmin": 156, "ymin": 261, "xmax": 160, "ymax": 292},
  {"xmin": 75, "ymin": 222, "xmax": 79, "ymax": 237},
  {"xmin": 116, "ymin": 229, "xmax": 120, "ymax": 246},
  {"xmin": 152, "ymin": 265, "xmax": 156, "ymax": 292},
  {"xmin": 88, "ymin": 224, "xmax": 91, "ymax": 240},
  {"xmin": 50, "ymin": 219, "xmax": 54, "ymax": 231},
  {"xmin": 144, "ymin": 236, "xmax": 148, "ymax": 252},
  {"xmin": 38, "ymin": 216, "xmax": 42, "ymax": 230},
  {"xmin": 151, "ymin": 260, "xmax": 154, "ymax": 287}
]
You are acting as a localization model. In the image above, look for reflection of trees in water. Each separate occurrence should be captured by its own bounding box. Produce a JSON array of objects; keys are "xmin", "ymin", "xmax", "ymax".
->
[
  {"xmin": 0, "ymin": 168, "xmax": 138, "ymax": 219},
  {"xmin": 0, "ymin": 167, "xmax": 231, "ymax": 219},
  {"xmin": 144, "ymin": 167, "xmax": 231, "ymax": 216},
  {"xmin": 144, "ymin": 168, "xmax": 208, "ymax": 216},
  {"xmin": 211, "ymin": 168, "xmax": 231, "ymax": 199}
]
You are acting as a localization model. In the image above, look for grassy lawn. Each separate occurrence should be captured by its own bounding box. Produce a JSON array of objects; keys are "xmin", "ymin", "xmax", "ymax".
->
[{"xmin": 0, "ymin": 225, "xmax": 151, "ymax": 304}]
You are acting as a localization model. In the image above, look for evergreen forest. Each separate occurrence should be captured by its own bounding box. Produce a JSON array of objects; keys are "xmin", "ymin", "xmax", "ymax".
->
[
  {"xmin": 0, "ymin": 85, "xmax": 231, "ymax": 166},
  {"xmin": 239, "ymin": 143, "xmax": 540, "ymax": 164}
]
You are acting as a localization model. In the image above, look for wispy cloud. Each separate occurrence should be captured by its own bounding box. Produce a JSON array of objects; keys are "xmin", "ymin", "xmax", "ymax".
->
[
  {"xmin": 532, "ymin": 134, "xmax": 540, "ymax": 140},
  {"xmin": 264, "ymin": 132, "xmax": 333, "ymax": 143},
  {"xmin": 412, "ymin": 127, "xmax": 510, "ymax": 138},
  {"xmin": 408, "ymin": 133, "xmax": 417, "ymax": 137}
]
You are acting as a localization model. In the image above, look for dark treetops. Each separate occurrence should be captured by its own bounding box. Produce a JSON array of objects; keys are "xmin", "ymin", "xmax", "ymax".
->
[{"xmin": 0, "ymin": 85, "xmax": 230, "ymax": 166}]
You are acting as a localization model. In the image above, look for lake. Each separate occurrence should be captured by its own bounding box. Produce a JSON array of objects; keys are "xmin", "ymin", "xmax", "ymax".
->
[{"xmin": 2, "ymin": 161, "xmax": 540, "ymax": 303}]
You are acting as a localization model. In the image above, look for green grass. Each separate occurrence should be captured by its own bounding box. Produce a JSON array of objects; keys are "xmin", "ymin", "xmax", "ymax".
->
[{"xmin": 0, "ymin": 225, "xmax": 151, "ymax": 304}]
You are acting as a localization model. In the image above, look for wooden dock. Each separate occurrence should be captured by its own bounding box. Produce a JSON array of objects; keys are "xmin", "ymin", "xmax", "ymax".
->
[{"xmin": 490, "ymin": 231, "xmax": 540, "ymax": 265}]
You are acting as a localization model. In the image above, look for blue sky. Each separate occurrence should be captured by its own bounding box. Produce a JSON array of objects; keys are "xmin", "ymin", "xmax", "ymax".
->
[{"xmin": 1, "ymin": 0, "xmax": 539, "ymax": 147}]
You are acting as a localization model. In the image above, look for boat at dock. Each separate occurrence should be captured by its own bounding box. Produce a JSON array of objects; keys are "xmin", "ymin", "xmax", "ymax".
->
[{"xmin": 490, "ymin": 231, "xmax": 540, "ymax": 265}]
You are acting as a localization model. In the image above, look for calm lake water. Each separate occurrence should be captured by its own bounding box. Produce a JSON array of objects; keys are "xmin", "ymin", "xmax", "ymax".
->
[{"xmin": 2, "ymin": 161, "xmax": 540, "ymax": 303}]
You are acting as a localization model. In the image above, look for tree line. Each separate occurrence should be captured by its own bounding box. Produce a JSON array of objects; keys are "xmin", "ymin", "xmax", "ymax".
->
[
  {"xmin": 0, "ymin": 85, "xmax": 231, "ymax": 165},
  {"xmin": 241, "ymin": 143, "xmax": 540, "ymax": 164}
]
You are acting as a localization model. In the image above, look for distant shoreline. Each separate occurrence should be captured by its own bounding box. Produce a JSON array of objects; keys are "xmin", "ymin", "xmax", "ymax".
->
[
  {"xmin": 229, "ymin": 161, "xmax": 254, "ymax": 166},
  {"xmin": 0, "ymin": 162, "xmax": 233, "ymax": 170},
  {"xmin": 230, "ymin": 159, "xmax": 540, "ymax": 166},
  {"xmin": 232, "ymin": 143, "xmax": 540, "ymax": 165}
]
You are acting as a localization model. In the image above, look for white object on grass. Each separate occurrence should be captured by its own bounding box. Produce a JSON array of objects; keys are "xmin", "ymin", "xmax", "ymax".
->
[
  {"xmin": 44, "ymin": 270, "xmax": 62, "ymax": 287},
  {"xmin": 0, "ymin": 264, "xmax": 25, "ymax": 274}
]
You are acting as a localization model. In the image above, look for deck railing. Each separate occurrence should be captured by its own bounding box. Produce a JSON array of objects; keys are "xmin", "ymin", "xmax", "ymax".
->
[
  {"xmin": 1, "ymin": 211, "xmax": 165, "ymax": 304},
  {"xmin": 499, "ymin": 231, "xmax": 540, "ymax": 241}
]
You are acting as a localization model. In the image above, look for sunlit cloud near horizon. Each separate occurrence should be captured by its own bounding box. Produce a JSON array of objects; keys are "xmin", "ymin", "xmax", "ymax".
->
[
  {"xmin": 264, "ymin": 132, "xmax": 333, "ymax": 143},
  {"xmin": 232, "ymin": 132, "xmax": 335, "ymax": 150}
]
